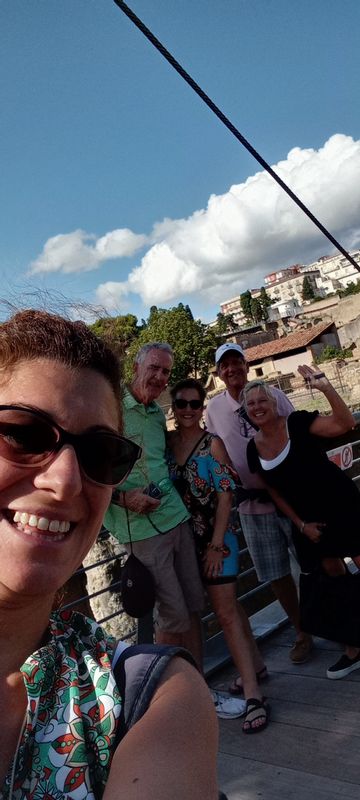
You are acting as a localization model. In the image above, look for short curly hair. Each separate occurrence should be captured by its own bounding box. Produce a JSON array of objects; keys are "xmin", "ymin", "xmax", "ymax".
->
[
  {"xmin": 0, "ymin": 309, "xmax": 122, "ymax": 402},
  {"xmin": 170, "ymin": 378, "xmax": 206, "ymax": 405}
]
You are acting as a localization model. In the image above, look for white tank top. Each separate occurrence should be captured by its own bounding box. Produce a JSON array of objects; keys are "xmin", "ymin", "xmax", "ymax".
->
[{"xmin": 259, "ymin": 439, "xmax": 291, "ymax": 471}]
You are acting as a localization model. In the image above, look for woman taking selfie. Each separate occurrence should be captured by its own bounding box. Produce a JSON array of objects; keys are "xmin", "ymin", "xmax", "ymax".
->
[
  {"xmin": 244, "ymin": 366, "xmax": 360, "ymax": 680},
  {"xmin": 0, "ymin": 311, "xmax": 218, "ymax": 799},
  {"xmin": 167, "ymin": 378, "xmax": 270, "ymax": 734}
]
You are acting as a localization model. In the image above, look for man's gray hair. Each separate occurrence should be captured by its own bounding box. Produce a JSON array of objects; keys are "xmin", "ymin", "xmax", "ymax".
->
[{"xmin": 135, "ymin": 342, "xmax": 174, "ymax": 365}]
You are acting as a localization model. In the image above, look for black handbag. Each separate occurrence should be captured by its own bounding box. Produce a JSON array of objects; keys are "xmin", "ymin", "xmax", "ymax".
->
[
  {"xmin": 299, "ymin": 568, "xmax": 360, "ymax": 646},
  {"xmin": 121, "ymin": 509, "xmax": 156, "ymax": 618}
]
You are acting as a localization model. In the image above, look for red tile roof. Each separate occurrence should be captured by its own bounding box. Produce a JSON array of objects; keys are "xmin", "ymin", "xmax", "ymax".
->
[{"xmin": 245, "ymin": 322, "xmax": 333, "ymax": 363}]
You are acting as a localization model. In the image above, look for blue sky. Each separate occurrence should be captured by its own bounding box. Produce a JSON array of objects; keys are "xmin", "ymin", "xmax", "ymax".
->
[{"xmin": 1, "ymin": 0, "xmax": 360, "ymax": 323}]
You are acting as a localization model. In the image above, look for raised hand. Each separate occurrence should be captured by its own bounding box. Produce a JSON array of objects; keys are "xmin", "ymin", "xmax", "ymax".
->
[{"xmin": 298, "ymin": 364, "xmax": 330, "ymax": 393}]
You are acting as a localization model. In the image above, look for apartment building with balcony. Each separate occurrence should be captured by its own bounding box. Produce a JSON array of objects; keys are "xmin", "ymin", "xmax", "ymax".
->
[
  {"xmin": 307, "ymin": 250, "xmax": 360, "ymax": 293},
  {"xmin": 220, "ymin": 295, "xmax": 247, "ymax": 327},
  {"xmin": 264, "ymin": 265, "xmax": 322, "ymax": 305}
]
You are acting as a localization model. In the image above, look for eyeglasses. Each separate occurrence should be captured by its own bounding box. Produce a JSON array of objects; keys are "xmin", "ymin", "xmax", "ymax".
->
[
  {"xmin": 174, "ymin": 399, "xmax": 203, "ymax": 410},
  {"xmin": 237, "ymin": 407, "xmax": 257, "ymax": 437},
  {"xmin": 0, "ymin": 404, "xmax": 142, "ymax": 487}
]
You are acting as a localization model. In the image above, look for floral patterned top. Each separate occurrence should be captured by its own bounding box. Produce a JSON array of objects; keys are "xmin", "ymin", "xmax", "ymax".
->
[
  {"xmin": 167, "ymin": 432, "xmax": 237, "ymax": 555},
  {"xmin": 1, "ymin": 611, "xmax": 121, "ymax": 800}
]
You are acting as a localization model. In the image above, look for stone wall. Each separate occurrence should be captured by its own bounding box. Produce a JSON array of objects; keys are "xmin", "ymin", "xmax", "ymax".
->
[
  {"xmin": 83, "ymin": 531, "xmax": 136, "ymax": 641},
  {"xmin": 301, "ymin": 294, "xmax": 360, "ymax": 326},
  {"xmin": 338, "ymin": 317, "xmax": 360, "ymax": 349}
]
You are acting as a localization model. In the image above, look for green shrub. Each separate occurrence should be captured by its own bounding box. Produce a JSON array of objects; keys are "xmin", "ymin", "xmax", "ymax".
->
[{"xmin": 315, "ymin": 345, "xmax": 353, "ymax": 363}]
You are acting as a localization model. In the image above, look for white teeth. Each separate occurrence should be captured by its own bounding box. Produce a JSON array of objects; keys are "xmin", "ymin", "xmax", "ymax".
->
[
  {"xmin": 38, "ymin": 517, "xmax": 50, "ymax": 531},
  {"xmin": 12, "ymin": 512, "xmax": 71, "ymax": 535}
]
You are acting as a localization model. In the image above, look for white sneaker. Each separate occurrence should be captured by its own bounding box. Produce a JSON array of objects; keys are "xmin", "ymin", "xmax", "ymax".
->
[{"xmin": 210, "ymin": 690, "xmax": 247, "ymax": 719}]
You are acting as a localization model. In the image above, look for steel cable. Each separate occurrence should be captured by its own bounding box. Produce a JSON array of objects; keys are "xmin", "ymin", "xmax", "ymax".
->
[{"xmin": 113, "ymin": 0, "xmax": 359, "ymax": 272}]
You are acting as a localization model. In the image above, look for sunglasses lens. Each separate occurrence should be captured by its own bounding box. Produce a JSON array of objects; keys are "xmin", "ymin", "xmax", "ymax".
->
[
  {"xmin": 174, "ymin": 399, "xmax": 202, "ymax": 410},
  {"xmin": 0, "ymin": 407, "xmax": 141, "ymax": 487},
  {"xmin": 175, "ymin": 399, "xmax": 187, "ymax": 409},
  {"xmin": 78, "ymin": 432, "xmax": 141, "ymax": 486},
  {"xmin": 0, "ymin": 409, "xmax": 58, "ymax": 464}
]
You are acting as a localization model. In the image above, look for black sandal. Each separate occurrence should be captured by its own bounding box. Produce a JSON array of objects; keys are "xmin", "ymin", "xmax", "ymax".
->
[
  {"xmin": 229, "ymin": 666, "xmax": 268, "ymax": 696},
  {"xmin": 242, "ymin": 698, "xmax": 270, "ymax": 734}
]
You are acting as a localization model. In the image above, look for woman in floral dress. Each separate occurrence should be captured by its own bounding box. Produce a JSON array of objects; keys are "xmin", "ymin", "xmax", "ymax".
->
[
  {"xmin": 0, "ymin": 311, "xmax": 218, "ymax": 799},
  {"xmin": 167, "ymin": 378, "xmax": 270, "ymax": 734}
]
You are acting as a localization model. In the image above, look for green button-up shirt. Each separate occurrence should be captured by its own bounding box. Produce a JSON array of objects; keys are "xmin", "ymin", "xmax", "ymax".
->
[{"xmin": 104, "ymin": 388, "xmax": 189, "ymax": 542}]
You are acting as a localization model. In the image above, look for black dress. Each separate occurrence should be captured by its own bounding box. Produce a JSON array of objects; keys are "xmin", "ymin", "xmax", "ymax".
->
[{"xmin": 247, "ymin": 410, "xmax": 360, "ymax": 571}]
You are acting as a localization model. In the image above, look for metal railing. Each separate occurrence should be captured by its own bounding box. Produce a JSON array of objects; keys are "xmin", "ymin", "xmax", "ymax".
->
[{"xmin": 59, "ymin": 412, "xmax": 360, "ymax": 667}]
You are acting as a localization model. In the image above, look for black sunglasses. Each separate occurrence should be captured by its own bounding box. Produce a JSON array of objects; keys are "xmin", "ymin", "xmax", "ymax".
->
[
  {"xmin": 0, "ymin": 404, "xmax": 141, "ymax": 487},
  {"xmin": 174, "ymin": 398, "xmax": 203, "ymax": 410}
]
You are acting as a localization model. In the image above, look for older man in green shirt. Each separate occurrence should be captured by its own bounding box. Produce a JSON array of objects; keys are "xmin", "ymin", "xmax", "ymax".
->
[{"xmin": 105, "ymin": 342, "xmax": 204, "ymax": 666}]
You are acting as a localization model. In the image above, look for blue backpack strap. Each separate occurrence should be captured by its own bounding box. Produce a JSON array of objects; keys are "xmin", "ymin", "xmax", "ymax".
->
[
  {"xmin": 112, "ymin": 643, "xmax": 196, "ymax": 747},
  {"xmin": 112, "ymin": 645, "xmax": 229, "ymax": 800}
]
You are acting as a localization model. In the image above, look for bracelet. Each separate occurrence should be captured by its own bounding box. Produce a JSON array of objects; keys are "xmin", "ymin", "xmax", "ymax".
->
[
  {"xmin": 299, "ymin": 521, "xmax": 306, "ymax": 534},
  {"xmin": 207, "ymin": 542, "xmax": 227, "ymax": 554}
]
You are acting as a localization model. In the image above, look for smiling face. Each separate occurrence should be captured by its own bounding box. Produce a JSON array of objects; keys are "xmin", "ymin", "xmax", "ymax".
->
[
  {"xmin": 132, "ymin": 348, "xmax": 173, "ymax": 405},
  {"xmin": 0, "ymin": 358, "xmax": 120, "ymax": 601},
  {"xmin": 173, "ymin": 388, "xmax": 204, "ymax": 430},
  {"xmin": 217, "ymin": 352, "xmax": 248, "ymax": 396},
  {"xmin": 245, "ymin": 386, "xmax": 277, "ymax": 427}
]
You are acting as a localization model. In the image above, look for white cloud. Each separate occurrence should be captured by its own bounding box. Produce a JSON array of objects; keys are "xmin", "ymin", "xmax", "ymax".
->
[
  {"xmin": 127, "ymin": 243, "xmax": 203, "ymax": 304},
  {"xmin": 95, "ymin": 281, "xmax": 130, "ymax": 313},
  {"xmin": 30, "ymin": 134, "xmax": 360, "ymax": 310},
  {"xmin": 95, "ymin": 229, "xmax": 147, "ymax": 259},
  {"xmin": 97, "ymin": 133, "xmax": 360, "ymax": 310},
  {"xmin": 30, "ymin": 228, "xmax": 147, "ymax": 274}
]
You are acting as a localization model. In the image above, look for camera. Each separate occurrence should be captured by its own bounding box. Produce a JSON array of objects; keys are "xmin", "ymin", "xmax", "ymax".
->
[{"xmin": 143, "ymin": 482, "xmax": 163, "ymax": 500}]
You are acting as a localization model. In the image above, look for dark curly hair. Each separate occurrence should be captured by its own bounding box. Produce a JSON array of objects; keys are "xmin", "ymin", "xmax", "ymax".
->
[{"xmin": 170, "ymin": 377, "xmax": 206, "ymax": 405}]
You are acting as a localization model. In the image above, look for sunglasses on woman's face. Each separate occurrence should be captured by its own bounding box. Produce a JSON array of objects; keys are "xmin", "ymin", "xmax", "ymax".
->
[
  {"xmin": 174, "ymin": 398, "xmax": 203, "ymax": 410},
  {"xmin": 0, "ymin": 404, "xmax": 141, "ymax": 487}
]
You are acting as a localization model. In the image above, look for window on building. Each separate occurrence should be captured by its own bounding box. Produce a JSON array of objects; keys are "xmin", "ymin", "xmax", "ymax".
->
[{"xmin": 255, "ymin": 367, "xmax": 263, "ymax": 377}]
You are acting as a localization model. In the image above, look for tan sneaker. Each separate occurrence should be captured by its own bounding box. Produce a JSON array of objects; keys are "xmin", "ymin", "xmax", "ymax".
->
[{"xmin": 290, "ymin": 635, "xmax": 313, "ymax": 664}]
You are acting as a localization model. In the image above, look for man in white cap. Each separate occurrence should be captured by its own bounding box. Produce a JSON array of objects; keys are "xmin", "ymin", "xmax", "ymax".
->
[{"xmin": 205, "ymin": 342, "xmax": 312, "ymax": 677}]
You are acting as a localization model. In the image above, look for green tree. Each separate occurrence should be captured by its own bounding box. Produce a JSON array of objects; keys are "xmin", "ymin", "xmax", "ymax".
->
[
  {"xmin": 315, "ymin": 345, "xmax": 353, "ymax": 363},
  {"xmin": 240, "ymin": 291, "xmax": 252, "ymax": 322},
  {"xmin": 259, "ymin": 286, "xmax": 272, "ymax": 320},
  {"xmin": 125, "ymin": 304, "xmax": 218, "ymax": 384},
  {"xmin": 250, "ymin": 297, "xmax": 263, "ymax": 323},
  {"xmin": 215, "ymin": 312, "xmax": 237, "ymax": 334},
  {"xmin": 302, "ymin": 276, "xmax": 315, "ymax": 301},
  {"xmin": 90, "ymin": 314, "xmax": 140, "ymax": 353},
  {"xmin": 339, "ymin": 280, "xmax": 360, "ymax": 298}
]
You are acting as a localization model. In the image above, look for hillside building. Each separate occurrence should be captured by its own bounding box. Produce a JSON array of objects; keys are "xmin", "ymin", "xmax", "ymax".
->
[{"xmin": 307, "ymin": 250, "xmax": 360, "ymax": 294}]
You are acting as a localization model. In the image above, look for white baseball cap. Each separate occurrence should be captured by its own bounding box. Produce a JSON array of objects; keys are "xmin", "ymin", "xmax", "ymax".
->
[{"xmin": 215, "ymin": 343, "xmax": 245, "ymax": 365}]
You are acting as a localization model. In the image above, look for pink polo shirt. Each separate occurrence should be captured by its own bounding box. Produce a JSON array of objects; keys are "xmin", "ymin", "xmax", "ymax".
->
[{"xmin": 205, "ymin": 388, "xmax": 294, "ymax": 516}]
